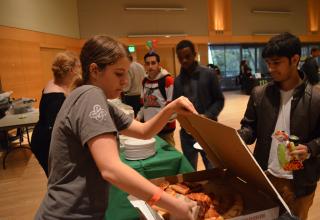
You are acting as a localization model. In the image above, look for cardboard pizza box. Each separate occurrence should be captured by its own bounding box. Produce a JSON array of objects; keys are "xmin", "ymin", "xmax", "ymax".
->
[
  {"xmin": 129, "ymin": 114, "xmax": 291, "ymax": 219},
  {"xmin": 128, "ymin": 169, "xmax": 283, "ymax": 220},
  {"xmin": 131, "ymin": 169, "xmax": 280, "ymax": 220},
  {"xmin": 177, "ymin": 114, "xmax": 291, "ymax": 215}
]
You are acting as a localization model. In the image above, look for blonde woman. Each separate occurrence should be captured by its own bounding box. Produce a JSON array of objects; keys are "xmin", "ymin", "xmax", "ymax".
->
[{"xmin": 31, "ymin": 51, "xmax": 81, "ymax": 176}]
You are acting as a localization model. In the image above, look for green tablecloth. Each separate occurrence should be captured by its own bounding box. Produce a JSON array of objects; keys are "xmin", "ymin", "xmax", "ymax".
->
[{"xmin": 105, "ymin": 136, "xmax": 194, "ymax": 220}]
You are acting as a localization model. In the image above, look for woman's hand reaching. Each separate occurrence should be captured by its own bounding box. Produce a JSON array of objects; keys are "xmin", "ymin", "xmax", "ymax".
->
[{"xmin": 166, "ymin": 96, "xmax": 198, "ymax": 116}]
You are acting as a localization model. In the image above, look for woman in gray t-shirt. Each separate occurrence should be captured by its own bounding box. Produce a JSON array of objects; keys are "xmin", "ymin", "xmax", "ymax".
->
[{"xmin": 35, "ymin": 35, "xmax": 198, "ymax": 220}]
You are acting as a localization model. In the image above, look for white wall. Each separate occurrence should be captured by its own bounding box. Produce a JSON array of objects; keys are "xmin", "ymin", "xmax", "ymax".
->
[
  {"xmin": 0, "ymin": 0, "xmax": 80, "ymax": 38},
  {"xmin": 77, "ymin": 0, "xmax": 208, "ymax": 38},
  {"xmin": 232, "ymin": 0, "xmax": 307, "ymax": 35}
]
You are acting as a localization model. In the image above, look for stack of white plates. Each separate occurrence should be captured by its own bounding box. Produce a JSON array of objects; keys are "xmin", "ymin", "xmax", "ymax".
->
[
  {"xmin": 108, "ymin": 98, "xmax": 134, "ymax": 119},
  {"xmin": 123, "ymin": 138, "xmax": 156, "ymax": 160}
]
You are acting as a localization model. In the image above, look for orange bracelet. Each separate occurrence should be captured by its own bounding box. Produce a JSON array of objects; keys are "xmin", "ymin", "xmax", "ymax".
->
[{"xmin": 147, "ymin": 189, "xmax": 163, "ymax": 207}]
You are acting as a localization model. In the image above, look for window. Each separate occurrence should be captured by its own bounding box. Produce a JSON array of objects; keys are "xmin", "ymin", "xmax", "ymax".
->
[
  {"xmin": 256, "ymin": 47, "xmax": 268, "ymax": 75},
  {"xmin": 209, "ymin": 45, "xmax": 240, "ymax": 77},
  {"xmin": 225, "ymin": 46, "xmax": 241, "ymax": 77},
  {"xmin": 209, "ymin": 43, "xmax": 320, "ymax": 75},
  {"xmin": 209, "ymin": 45, "xmax": 225, "ymax": 76},
  {"xmin": 208, "ymin": 42, "xmax": 320, "ymax": 90},
  {"xmin": 242, "ymin": 47, "xmax": 256, "ymax": 73}
]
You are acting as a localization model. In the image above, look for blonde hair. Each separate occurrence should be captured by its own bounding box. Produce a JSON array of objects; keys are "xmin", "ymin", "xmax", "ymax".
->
[{"xmin": 51, "ymin": 51, "xmax": 80, "ymax": 81}]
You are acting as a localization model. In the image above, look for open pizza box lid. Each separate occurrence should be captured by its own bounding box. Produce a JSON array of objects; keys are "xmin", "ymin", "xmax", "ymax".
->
[{"xmin": 177, "ymin": 114, "xmax": 292, "ymax": 215}]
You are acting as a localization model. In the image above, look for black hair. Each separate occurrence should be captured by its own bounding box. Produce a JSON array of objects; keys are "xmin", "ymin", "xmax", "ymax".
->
[
  {"xmin": 262, "ymin": 32, "xmax": 301, "ymax": 60},
  {"xmin": 207, "ymin": 64, "xmax": 215, "ymax": 69},
  {"xmin": 176, "ymin": 40, "xmax": 196, "ymax": 54},
  {"xmin": 311, "ymin": 46, "xmax": 319, "ymax": 54},
  {"xmin": 144, "ymin": 51, "xmax": 160, "ymax": 63}
]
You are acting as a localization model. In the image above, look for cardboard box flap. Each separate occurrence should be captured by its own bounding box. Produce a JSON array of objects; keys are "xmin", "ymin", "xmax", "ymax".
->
[{"xmin": 178, "ymin": 114, "xmax": 291, "ymax": 214}]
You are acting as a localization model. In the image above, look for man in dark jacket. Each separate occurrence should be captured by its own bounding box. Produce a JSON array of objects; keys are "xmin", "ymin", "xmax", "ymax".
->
[
  {"xmin": 301, "ymin": 46, "xmax": 320, "ymax": 85},
  {"xmin": 238, "ymin": 32, "xmax": 320, "ymax": 220},
  {"xmin": 173, "ymin": 40, "xmax": 224, "ymax": 170}
]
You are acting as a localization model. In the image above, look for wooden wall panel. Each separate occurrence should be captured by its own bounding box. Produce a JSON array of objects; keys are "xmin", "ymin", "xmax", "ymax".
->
[
  {"xmin": 0, "ymin": 26, "xmax": 80, "ymax": 49},
  {"xmin": 198, "ymin": 44, "xmax": 209, "ymax": 66},
  {"xmin": 0, "ymin": 40, "xmax": 25, "ymax": 97},
  {"xmin": 0, "ymin": 39, "xmax": 43, "ymax": 106},
  {"xmin": 208, "ymin": 0, "xmax": 232, "ymax": 36},
  {"xmin": 0, "ymin": 26, "xmax": 81, "ymax": 108},
  {"xmin": 40, "ymin": 48, "xmax": 65, "ymax": 86},
  {"xmin": 0, "ymin": 39, "xmax": 24, "ymax": 86},
  {"xmin": 20, "ymin": 42, "xmax": 42, "ymax": 101},
  {"xmin": 308, "ymin": 0, "xmax": 320, "ymax": 34}
]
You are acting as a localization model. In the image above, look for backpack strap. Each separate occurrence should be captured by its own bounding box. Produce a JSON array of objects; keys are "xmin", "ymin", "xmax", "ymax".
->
[
  {"xmin": 142, "ymin": 77, "xmax": 147, "ymax": 88},
  {"xmin": 157, "ymin": 74, "xmax": 169, "ymax": 100},
  {"xmin": 142, "ymin": 74, "xmax": 169, "ymax": 100}
]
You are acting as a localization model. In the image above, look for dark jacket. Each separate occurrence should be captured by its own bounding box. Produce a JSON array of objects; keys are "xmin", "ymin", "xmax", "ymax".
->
[
  {"xmin": 173, "ymin": 63, "xmax": 224, "ymax": 121},
  {"xmin": 301, "ymin": 57, "xmax": 319, "ymax": 85},
  {"xmin": 238, "ymin": 73, "xmax": 320, "ymax": 197}
]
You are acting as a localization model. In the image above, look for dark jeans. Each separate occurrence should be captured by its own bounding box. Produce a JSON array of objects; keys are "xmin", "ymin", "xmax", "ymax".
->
[
  {"xmin": 180, "ymin": 129, "xmax": 213, "ymax": 170},
  {"xmin": 123, "ymin": 95, "xmax": 141, "ymax": 117}
]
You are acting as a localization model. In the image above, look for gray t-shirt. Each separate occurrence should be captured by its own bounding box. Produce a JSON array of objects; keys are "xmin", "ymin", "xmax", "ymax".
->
[{"xmin": 35, "ymin": 85, "xmax": 133, "ymax": 220}]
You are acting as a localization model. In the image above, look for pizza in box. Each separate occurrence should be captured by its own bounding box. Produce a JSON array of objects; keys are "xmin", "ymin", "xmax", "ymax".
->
[{"xmin": 155, "ymin": 180, "xmax": 244, "ymax": 220}]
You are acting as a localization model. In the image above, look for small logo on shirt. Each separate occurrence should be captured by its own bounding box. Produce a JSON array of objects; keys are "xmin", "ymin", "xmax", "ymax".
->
[{"xmin": 89, "ymin": 105, "xmax": 107, "ymax": 121}]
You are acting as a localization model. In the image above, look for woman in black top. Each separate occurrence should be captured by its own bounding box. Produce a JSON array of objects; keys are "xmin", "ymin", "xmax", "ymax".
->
[{"xmin": 31, "ymin": 51, "xmax": 81, "ymax": 176}]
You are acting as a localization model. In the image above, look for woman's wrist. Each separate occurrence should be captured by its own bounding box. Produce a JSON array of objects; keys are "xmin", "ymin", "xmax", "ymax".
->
[
  {"xmin": 156, "ymin": 191, "xmax": 187, "ymax": 214},
  {"xmin": 163, "ymin": 102, "xmax": 175, "ymax": 116},
  {"xmin": 147, "ymin": 188, "xmax": 163, "ymax": 207}
]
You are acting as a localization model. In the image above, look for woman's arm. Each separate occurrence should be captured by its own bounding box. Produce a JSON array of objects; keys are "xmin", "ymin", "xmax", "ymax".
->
[
  {"xmin": 121, "ymin": 96, "xmax": 197, "ymax": 139},
  {"xmin": 88, "ymin": 134, "xmax": 195, "ymax": 219}
]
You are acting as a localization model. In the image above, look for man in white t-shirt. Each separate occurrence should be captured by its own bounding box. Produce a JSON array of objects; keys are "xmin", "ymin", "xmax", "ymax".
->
[{"xmin": 238, "ymin": 32, "xmax": 320, "ymax": 220}]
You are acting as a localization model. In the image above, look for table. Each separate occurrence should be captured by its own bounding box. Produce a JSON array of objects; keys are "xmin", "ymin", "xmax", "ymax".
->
[
  {"xmin": 105, "ymin": 136, "xmax": 194, "ymax": 220},
  {"xmin": 0, "ymin": 109, "xmax": 39, "ymax": 168}
]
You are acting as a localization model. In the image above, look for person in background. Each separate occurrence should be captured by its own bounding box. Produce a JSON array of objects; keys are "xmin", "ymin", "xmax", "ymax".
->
[
  {"xmin": 35, "ymin": 35, "xmax": 197, "ymax": 220},
  {"xmin": 240, "ymin": 60, "xmax": 252, "ymax": 78},
  {"xmin": 173, "ymin": 40, "xmax": 225, "ymax": 170},
  {"xmin": 122, "ymin": 53, "xmax": 146, "ymax": 116},
  {"xmin": 136, "ymin": 51, "xmax": 176, "ymax": 146},
  {"xmin": 31, "ymin": 51, "xmax": 81, "ymax": 176},
  {"xmin": 238, "ymin": 32, "xmax": 320, "ymax": 220},
  {"xmin": 207, "ymin": 64, "xmax": 221, "ymax": 80},
  {"xmin": 238, "ymin": 59, "xmax": 253, "ymax": 92},
  {"xmin": 301, "ymin": 46, "xmax": 320, "ymax": 85}
]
